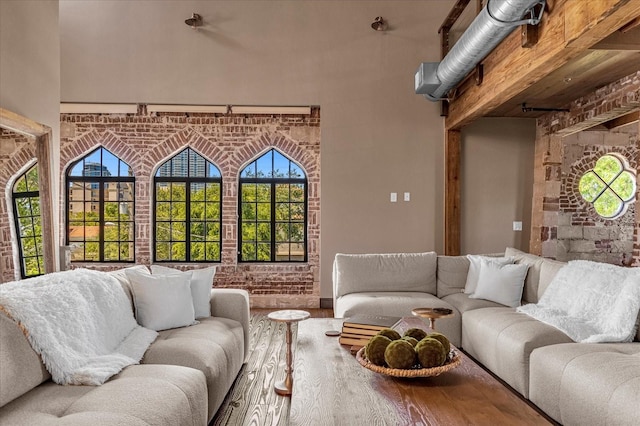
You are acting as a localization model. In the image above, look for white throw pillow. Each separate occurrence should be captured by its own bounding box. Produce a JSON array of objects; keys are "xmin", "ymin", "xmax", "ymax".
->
[
  {"xmin": 470, "ymin": 259, "xmax": 529, "ymax": 307},
  {"xmin": 125, "ymin": 269, "xmax": 196, "ymax": 331},
  {"xmin": 464, "ymin": 255, "xmax": 514, "ymax": 295},
  {"xmin": 150, "ymin": 265, "xmax": 215, "ymax": 319}
]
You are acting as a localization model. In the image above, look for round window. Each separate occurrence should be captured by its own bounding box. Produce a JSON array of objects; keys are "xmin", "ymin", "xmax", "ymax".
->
[{"xmin": 578, "ymin": 154, "xmax": 636, "ymax": 219}]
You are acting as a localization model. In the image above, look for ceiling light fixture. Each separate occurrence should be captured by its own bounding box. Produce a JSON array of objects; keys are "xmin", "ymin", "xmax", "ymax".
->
[
  {"xmin": 371, "ymin": 16, "xmax": 387, "ymax": 31},
  {"xmin": 185, "ymin": 13, "xmax": 203, "ymax": 29}
]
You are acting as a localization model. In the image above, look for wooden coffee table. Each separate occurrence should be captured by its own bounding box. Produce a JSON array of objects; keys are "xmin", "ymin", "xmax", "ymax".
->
[{"xmin": 289, "ymin": 318, "xmax": 551, "ymax": 425}]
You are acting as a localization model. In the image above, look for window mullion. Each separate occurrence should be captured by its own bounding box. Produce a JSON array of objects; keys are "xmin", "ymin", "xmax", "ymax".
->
[
  {"xmin": 99, "ymin": 180, "xmax": 105, "ymax": 262},
  {"xmin": 271, "ymin": 181, "xmax": 276, "ymax": 262},
  {"xmin": 186, "ymin": 180, "xmax": 191, "ymax": 262}
]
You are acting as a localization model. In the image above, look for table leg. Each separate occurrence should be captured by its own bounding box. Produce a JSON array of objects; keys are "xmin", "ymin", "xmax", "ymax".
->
[
  {"xmin": 429, "ymin": 318, "xmax": 436, "ymax": 330},
  {"xmin": 275, "ymin": 322, "xmax": 294, "ymax": 396}
]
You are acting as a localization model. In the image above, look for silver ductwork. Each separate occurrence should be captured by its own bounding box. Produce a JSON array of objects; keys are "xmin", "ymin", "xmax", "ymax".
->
[{"xmin": 415, "ymin": 0, "xmax": 545, "ymax": 101}]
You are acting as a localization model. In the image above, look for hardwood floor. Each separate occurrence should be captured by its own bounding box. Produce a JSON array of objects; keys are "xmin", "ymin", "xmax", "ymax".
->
[{"xmin": 210, "ymin": 308, "xmax": 333, "ymax": 426}]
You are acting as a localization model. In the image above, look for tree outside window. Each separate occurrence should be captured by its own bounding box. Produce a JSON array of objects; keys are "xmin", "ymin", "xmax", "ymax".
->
[
  {"xmin": 239, "ymin": 149, "xmax": 307, "ymax": 262},
  {"xmin": 154, "ymin": 148, "xmax": 222, "ymax": 262},
  {"xmin": 12, "ymin": 164, "xmax": 44, "ymax": 278},
  {"xmin": 66, "ymin": 147, "xmax": 135, "ymax": 262},
  {"xmin": 578, "ymin": 154, "xmax": 636, "ymax": 219}
]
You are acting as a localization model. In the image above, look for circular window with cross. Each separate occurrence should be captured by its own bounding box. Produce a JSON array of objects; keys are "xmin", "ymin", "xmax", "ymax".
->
[{"xmin": 578, "ymin": 154, "xmax": 636, "ymax": 219}]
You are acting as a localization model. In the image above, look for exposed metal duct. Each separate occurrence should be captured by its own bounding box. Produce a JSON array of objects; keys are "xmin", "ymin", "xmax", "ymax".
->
[{"xmin": 415, "ymin": 0, "xmax": 545, "ymax": 101}]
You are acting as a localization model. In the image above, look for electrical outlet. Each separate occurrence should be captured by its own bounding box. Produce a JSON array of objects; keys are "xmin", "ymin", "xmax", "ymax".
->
[
  {"xmin": 513, "ymin": 221, "xmax": 522, "ymax": 231},
  {"xmin": 404, "ymin": 192, "xmax": 410, "ymax": 202},
  {"xmin": 390, "ymin": 192, "xmax": 397, "ymax": 203}
]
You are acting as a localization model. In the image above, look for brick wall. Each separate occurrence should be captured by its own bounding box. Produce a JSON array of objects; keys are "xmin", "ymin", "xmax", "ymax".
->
[
  {"xmin": 555, "ymin": 130, "xmax": 637, "ymax": 264},
  {"xmin": 60, "ymin": 107, "xmax": 321, "ymax": 307},
  {"xmin": 0, "ymin": 129, "xmax": 37, "ymax": 282},
  {"xmin": 532, "ymin": 70, "xmax": 640, "ymax": 266}
]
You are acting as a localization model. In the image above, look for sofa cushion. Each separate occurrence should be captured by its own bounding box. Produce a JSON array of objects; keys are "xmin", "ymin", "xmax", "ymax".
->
[
  {"xmin": 537, "ymin": 258, "xmax": 566, "ymax": 300},
  {"xmin": 107, "ymin": 265, "xmax": 150, "ymax": 313},
  {"xmin": 334, "ymin": 292, "xmax": 460, "ymax": 347},
  {"xmin": 464, "ymin": 255, "xmax": 514, "ymax": 295},
  {"xmin": 442, "ymin": 292, "xmax": 506, "ymax": 317},
  {"xmin": 529, "ymin": 343, "xmax": 640, "ymax": 425},
  {"xmin": 504, "ymin": 247, "xmax": 545, "ymax": 304},
  {"xmin": 142, "ymin": 316, "xmax": 245, "ymax": 421},
  {"xmin": 126, "ymin": 269, "xmax": 196, "ymax": 331},
  {"xmin": 0, "ymin": 364, "xmax": 207, "ymax": 426},
  {"xmin": 461, "ymin": 307, "xmax": 574, "ymax": 398},
  {"xmin": 0, "ymin": 312, "xmax": 50, "ymax": 408},
  {"xmin": 436, "ymin": 255, "xmax": 469, "ymax": 298},
  {"xmin": 333, "ymin": 252, "xmax": 437, "ymax": 298},
  {"xmin": 469, "ymin": 260, "xmax": 528, "ymax": 307},
  {"xmin": 151, "ymin": 265, "xmax": 215, "ymax": 319}
]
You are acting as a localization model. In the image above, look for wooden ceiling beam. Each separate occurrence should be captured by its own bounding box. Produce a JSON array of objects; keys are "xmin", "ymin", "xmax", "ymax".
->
[
  {"xmin": 444, "ymin": 0, "xmax": 640, "ymax": 130},
  {"xmin": 0, "ymin": 107, "xmax": 49, "ymax": 137},
  {"xmin": 604, "ymin": 110, "xmax": 640, "ymax": 129}
]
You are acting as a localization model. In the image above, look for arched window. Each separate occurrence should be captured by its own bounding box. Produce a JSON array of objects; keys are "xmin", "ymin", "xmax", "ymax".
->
[
  {"xmin": 154, "ymin": 148, "xmax": 222, "ymax": 262},
  {"xmin": 66, "ymin": 147, "xmax": 135, "ymax": 262},
  {"xmin": 579, "ymin": 153, "xmax": 636, "ymax": 219},
  {"xmin": 239, "ymin": 149, "xmax": 307, "ymax": 262},
  {"xmin": 12, "ymin": 164, "xmax": 44, "ymax": 278}
]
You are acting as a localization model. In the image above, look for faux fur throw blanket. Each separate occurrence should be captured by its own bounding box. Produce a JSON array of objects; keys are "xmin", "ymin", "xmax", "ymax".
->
[
  {"xmin": 0, "ymin": 268, "xmax": 158, "ymax": 385},
  {"xmin": 517, "ymin": 260, "xmax": 640, "ymax": 343}
]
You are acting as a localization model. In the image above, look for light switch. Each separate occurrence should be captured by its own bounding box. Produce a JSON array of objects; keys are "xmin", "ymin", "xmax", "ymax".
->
[
  {"xmin": 513, "ymin": 221, "xmax": 522, "ymax": 231},
  {"xmin": 404, "ymin": 192, "xmax": 410, "ymax": 202},
  {"xmin": 390, "ymin": 192, "xmax": 397, "ymax": 202}
]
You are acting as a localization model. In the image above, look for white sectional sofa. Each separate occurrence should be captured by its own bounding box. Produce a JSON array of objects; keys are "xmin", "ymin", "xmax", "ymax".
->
[
  {"xmin": 0, "ymin": 267, "xmax": 250, "ymax": 426},
  {"xmin": 333, "ymin": 249, "xmax": 640, "ymax": 426}
]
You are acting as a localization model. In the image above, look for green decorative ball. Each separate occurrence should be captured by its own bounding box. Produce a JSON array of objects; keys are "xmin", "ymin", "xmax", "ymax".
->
[
  {"xmin": 401, "ymin": 336, "xmax": 419, "ymax": 347},
  {"xmin": 377, "ymin": 328, "xmax": 401, "ymax": 341},
  {"xmin": 427, "ymin": 332, "xmax": 450, "ymax": 354},
  {"xmin": 403, "ymin": 327, "xmax": 428, "ymax": 341},
  {"xmin": 415, "ymin": 337, "xmax": 446, "ymax": 368},
  {"xmin": 365, "ymin": 335, "xmax": 392, "ymax": 366},
  {"xmin": 384, "ymin": 340, "xmax": 417, "ymax": 369}
]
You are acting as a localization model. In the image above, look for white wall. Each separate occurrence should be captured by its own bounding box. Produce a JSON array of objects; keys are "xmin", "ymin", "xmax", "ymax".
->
[{"xmin": 0, "ymin": 0, "xmax": 60, "ymax": 267}]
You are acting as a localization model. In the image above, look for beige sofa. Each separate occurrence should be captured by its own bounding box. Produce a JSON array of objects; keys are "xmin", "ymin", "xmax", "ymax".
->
[
  {"xmin": 0, "ymin": 268, "xmax": 250, "ymax": 426},
  {"xmin": 333, "ymin": 249, "xmax": 640, "ymax": 425}
]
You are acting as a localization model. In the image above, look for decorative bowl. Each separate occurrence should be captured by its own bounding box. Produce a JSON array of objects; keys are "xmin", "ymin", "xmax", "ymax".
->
[{"xmin": 356, "ymin": 347, "xmax": 461, "ymax": 378}]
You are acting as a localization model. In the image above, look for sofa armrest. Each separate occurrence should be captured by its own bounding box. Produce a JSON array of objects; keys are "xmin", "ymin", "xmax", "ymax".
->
[{"xmin": 210, "ymin": 289, "xmax": 250, "ymax": 362}]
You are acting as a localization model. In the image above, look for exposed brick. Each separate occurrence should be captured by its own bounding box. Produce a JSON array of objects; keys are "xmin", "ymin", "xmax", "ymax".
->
[{"xmin": 60, "ymin": 107, "xmax": 321, "ymax": 307}]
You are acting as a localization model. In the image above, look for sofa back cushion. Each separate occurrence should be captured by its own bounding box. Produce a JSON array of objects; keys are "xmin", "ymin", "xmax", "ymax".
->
[
  {"xmin": 333, "ymin": 252, "xmax": 437, "ymax": 298},
  {"xmin": 505, "ymin": 247, "xmax": 545, "ymax": 304},
  {"xmin": 436, "ymin": 255, "xmax": 470, "ymax": 297},
  {"xmin": 108, "ymin": 265, "xmax": 150, "ymax": 315},
  {"xmin": 538, "ymin": 258, "xmax": 567, "ymax": 301},
  {"xmin": 0, "ymin": 311, "xmax": 50, "ymax": 408}
]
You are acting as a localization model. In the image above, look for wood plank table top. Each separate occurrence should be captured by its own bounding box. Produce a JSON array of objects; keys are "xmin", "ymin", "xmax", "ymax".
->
[{"xmin": 290, "ymin": 318, "xmax": 551, "ymax": 426}]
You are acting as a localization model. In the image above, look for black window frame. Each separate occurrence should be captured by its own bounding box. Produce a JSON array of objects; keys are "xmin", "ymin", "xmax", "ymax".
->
[
  {"xmin": 238, "ymin": 149, "xmax": 308, "ymax": 263},
  {"xmin": 153, "ymin": 147, "xmax": 223, "ymax": 263},
  {"xmin": 65, "ymin": 147, "xmax": 135, "ymax": 262},
  {"xmin": 12, "ymin": 163, "xmax": 44, "ymax": 278}
]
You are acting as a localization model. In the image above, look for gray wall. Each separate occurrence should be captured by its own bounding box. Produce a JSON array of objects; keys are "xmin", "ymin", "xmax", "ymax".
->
[
  {"xmin": 461, "ymin": 118, "xmax": 536, "ymax": 254},
  {"xmin": 0, "ymin": 0, "xmax": 60, "ymax": 266},
  {"xmin": 59, "ymin": 0, "xmax": 535, "ymax": 298}
]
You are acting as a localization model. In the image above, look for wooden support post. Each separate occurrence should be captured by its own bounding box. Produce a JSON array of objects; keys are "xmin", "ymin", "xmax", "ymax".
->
[
  {"xmin": 521, "ymin": 24, "xmax": 539, "ymax": 48},
  {"xmin": 35, "ymin": 133, "xmax": 55, "ymax": 275},
  {"xmin": 445, "ymin": 129, "xmax": 461, "ymax": 255}
]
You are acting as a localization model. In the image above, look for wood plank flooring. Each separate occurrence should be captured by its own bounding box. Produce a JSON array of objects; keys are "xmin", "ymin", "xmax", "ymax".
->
[{"xmin": 210, "ymin": 308, "xmax": 332, "ymax": 426}]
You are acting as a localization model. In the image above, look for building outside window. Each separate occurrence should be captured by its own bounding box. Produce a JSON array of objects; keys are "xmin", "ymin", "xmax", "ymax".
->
[
  {"xmin": 12, "ymin": 164, "xmax": 44, "ymax": 278},
  {"xmin": 154, "ymin": 148, "xmax": 222, "ymax": 262},
  {"xmin": 66, "ymin": 147, "xmax": 135, "ymax": 262},
  {"xmin": 239, "ymin": 148, "xmax": 307, "ymax": 262},
  {"xmin": 578, "ymin": 153, "xmax": 636, "ymax": 219}
]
